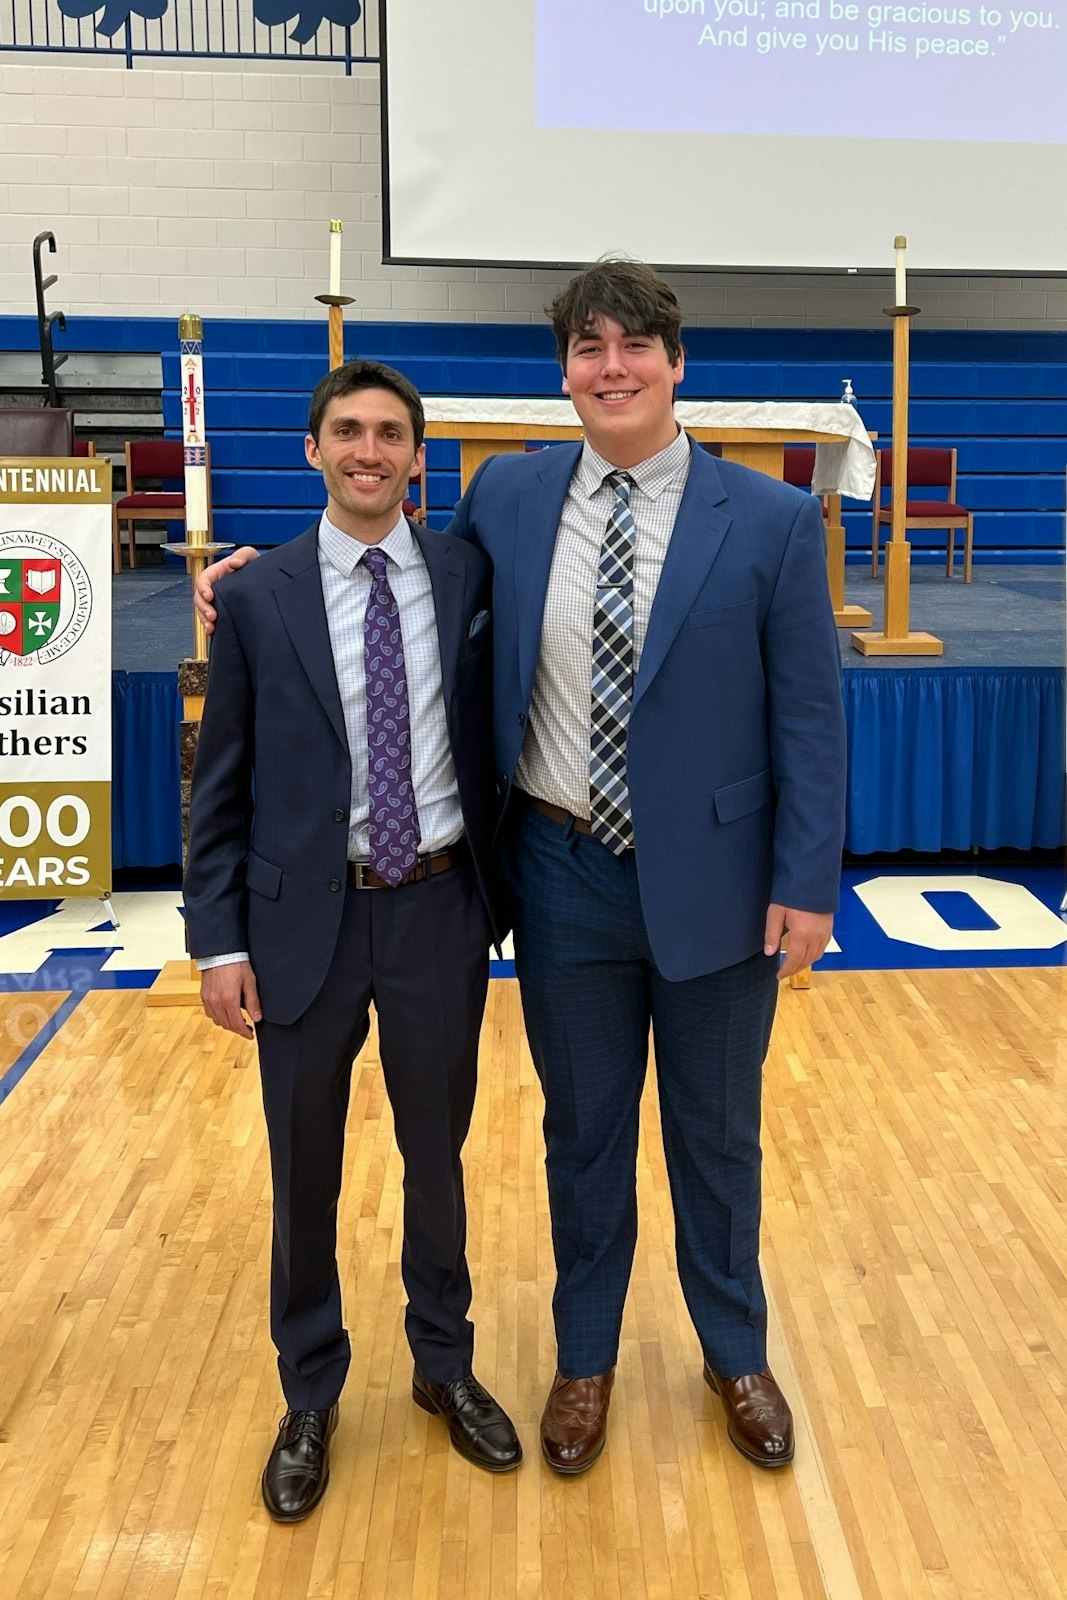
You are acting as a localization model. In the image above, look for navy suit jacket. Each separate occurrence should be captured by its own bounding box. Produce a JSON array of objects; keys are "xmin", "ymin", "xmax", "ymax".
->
[
  {"xmin": 447, "ymin": 438, "xmax": 847, "ymax": 982},
  {"xmin": 183, "ymin": 519, "xmax": 498, "ymax": 1025}
]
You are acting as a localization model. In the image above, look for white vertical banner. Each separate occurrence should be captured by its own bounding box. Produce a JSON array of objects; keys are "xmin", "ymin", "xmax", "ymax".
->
[{"xmin": 0, "ymin": 457, "xmax": 113, "ymax": 898}]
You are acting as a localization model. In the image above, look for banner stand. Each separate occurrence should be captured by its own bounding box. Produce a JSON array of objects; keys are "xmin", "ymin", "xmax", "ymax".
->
[{"xmin": 0, "ymin": 454, "xmax": 113, "ymax": 910}]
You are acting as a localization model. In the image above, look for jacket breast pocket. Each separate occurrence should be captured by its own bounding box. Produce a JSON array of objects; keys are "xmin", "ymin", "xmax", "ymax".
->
[
  {"xmin": 714, "ymin": 768, "xmax": 774, "ymax": 825},
  {"xmin": 459, "ymin": 632, "xmax": 491, "ymax": 663},
  {"xmin": 245, "ymin": 849, "xmax": 282, "ymax": 900}
]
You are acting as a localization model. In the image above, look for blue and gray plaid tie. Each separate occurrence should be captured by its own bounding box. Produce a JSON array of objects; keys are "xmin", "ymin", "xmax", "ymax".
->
[{"xmin": 589, "ymin": 471, "xmax": 636, "ymax": 854}]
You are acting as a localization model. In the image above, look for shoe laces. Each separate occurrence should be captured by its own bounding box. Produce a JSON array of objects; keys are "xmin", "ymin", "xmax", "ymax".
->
[
  {"xmin": 281, "ymin": 1408, "xmax": 329, "ymax": 1446},
  {"xmin": 443, "ymin": 1375, "xmax": 488, "ymax": 1410}
]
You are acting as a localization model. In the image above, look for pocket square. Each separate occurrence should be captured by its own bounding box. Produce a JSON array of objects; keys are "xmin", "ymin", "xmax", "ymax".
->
[{"xmin": 468, "ymin": 609, "xmax": 490, "ymax": 639}]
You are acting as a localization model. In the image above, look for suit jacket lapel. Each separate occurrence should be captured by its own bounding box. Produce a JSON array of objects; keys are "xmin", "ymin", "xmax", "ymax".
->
[
  {"xmin": 633, "ymin": 443, "xmax": 732, "ymax": 708},
  {"xmin": 517, "ymin": 444, "xmax": 582, "ymax": 709},
  {"xmin": 412, "ymin": 520, "xmax": 464, "ymax": 713},
  {"xmin": 273, "ymin": 526, "xmax": 348, "ymax": 752}
]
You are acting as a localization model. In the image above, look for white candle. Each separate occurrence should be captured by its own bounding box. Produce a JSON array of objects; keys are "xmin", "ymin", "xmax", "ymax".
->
[
  {"xmin": 894, "ymin": 235, "xmax": 907, "ymax": 306},
  {"xmin": 329, "ymin": 219, "xmax": 342, "ymax": 296},
  {"xmin": 185, "ymin": 471, "xmax": 209, "ymax": 537}
]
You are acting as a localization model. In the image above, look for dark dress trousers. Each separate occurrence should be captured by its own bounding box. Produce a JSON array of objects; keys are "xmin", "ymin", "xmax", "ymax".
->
[{"xmin": 184, "ymin": 520, "xmax": 499, "ymax": 1408}]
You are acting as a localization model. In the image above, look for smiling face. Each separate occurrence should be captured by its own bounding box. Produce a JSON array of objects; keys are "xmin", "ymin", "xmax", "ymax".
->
[
  {"xmin": 562, "ymin": 316, "xmax": 685, "ymax": 468},
  {"xmin": 305, "ymin": 388, "xmax": 425, "ymax": 544}
]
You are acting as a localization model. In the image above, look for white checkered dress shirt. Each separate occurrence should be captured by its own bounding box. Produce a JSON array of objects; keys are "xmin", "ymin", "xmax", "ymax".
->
[
  {"xmin": 198, "ymin": 509, "xmax": 463, "ymax": 970},
  {"xmin": 515, "ymin": 425, "xmax": 693, "ymax": 819}
]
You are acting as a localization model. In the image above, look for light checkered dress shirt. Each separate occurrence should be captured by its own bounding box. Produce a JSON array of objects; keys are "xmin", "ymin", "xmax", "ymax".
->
[
  {"xmin": 198, "ymin": 509, "xmax": 463, "ymax": 970},
  {"xmin": 515, "ymin": 425, "xmax": 693, "ymax": 819}
]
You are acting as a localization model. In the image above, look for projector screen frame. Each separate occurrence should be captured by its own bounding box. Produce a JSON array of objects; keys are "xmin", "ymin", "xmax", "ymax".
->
[{"xmin": 378, "ymin": 0, "xmax": 1067, "ymax": 280}]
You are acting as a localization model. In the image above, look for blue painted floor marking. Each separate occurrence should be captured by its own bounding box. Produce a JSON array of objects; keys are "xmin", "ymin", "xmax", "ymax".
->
[
  {"xmin": 0, "ymin": 990, "xmax": 88, "ymax": 1108},
  {"xmin": 0, "ymin": 865, "xmax": 1063, "ymax": 1108}
]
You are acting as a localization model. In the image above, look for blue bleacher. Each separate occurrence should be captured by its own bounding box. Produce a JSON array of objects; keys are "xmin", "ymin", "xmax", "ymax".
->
[{"xmin": 2, "ymin": 315, "xmax": 1064, "ymax": 560}]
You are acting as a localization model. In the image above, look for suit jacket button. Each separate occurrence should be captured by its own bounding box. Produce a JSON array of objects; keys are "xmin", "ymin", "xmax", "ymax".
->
[
  {"xmin": 333, "ymin": 809, "xmax": 346, "ymax": 822},
  {"xmin": 517, "ymin": 713, "xmax": 526, "ymax": 726},
  {"xmin": 329, "ymin": 878, "xmax": 342, "ymax": 892}
]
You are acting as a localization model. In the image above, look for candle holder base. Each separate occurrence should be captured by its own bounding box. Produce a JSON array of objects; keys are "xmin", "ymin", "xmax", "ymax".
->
[
  {"xmin": 883, "ymin": 305, "xmax": 921, "ymax": 318},
  {"xmin": 315, "ymin": 294, "xmax": 356, "ymax": 308},
  {"xmin": 171, "ymin": 542, "xmax": 234, "ymax": 559},
  {"xmin": 850, "ymin": 629, "xmax": 943, "ymax": 657},
  {"xmin": 833, "ymin": 603, "xmax": 873, "ymax": 628}
]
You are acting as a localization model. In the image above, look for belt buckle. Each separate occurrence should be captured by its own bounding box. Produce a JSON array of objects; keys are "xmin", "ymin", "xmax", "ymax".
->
[{"xmin": 350, "ymin": 861, "xmax": 374, "ymax": 889}]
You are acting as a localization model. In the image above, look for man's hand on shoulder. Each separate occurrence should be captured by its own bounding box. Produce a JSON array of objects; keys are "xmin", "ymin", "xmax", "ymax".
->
[
  {"xmin": 194, "ymin": 545, "xmax": 260, "ymax": 635},
  {"xmin": 200, "ymin": 960, "xmax": 262, "ymax": 1038},
  {"xmin": 764, "ymin": 904, "xmax": 833, "ymax": 982}
]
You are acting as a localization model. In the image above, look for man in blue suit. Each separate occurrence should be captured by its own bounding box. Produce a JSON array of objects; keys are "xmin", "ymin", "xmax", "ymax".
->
[
  {"xmin": 196, "ymin": 262, "xmax": 846, "ymax": 1476},
  {"xmin": 184, "ymin": 360, "xmax": 522, "ymax": 1522}
]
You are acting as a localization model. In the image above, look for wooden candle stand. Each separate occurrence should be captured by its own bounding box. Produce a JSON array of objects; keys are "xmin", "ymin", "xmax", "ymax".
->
[
  {"xmin": 315, "ymin": 295, "xmax": 355, "ymax": 371},
  {"xmin": 852, "ymin": 248, "xmax": 944, "ymax": 658}
]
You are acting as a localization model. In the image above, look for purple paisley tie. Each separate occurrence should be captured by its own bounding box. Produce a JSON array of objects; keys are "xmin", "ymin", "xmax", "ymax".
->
[{"xmin": 361, "ymin": 546, "xmax": 421, "ymax": 885}]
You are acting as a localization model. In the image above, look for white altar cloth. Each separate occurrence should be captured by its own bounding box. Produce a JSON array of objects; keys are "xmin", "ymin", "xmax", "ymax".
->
[{"xmin": 421, "ymin": 397, "xmax": 875, "ymax": 501}]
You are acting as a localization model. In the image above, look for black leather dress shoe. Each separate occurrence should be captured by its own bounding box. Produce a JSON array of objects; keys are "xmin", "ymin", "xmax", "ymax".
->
[
  {"xmin": 261, "ymin": 1404, "xmax": 339, "ymax": 1521},
  {"xmin": 412, "ymin": 1371, "xmax": 522, "ymax": 1472}
]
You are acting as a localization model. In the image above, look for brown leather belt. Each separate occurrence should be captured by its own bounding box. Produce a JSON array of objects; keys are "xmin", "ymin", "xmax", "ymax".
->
[
  {"xmin": 347, "ymin": 846, "xmax": 459, "ymax": 890},
  {"xmin": 522, "ymin": 794, "xmax": 595, "ymax": 836}
]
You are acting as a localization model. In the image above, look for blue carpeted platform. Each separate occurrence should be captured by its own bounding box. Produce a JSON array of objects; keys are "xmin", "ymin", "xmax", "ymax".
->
[{"xmin": 109, "ymin": 562, "xmax": 1065, "ymax": 868}]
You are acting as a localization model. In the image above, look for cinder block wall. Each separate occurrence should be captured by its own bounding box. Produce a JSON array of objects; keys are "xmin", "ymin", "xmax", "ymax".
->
[{"xmin": 1, "ymin": 59, "xmax": 1065, "ymax": 330}]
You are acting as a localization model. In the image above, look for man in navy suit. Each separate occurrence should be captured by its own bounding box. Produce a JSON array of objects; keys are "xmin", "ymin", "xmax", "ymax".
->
[
  {"xmin": 196, "ymin": 263, "xmax": 846, "ymax": 1476},
  {"xmin": 184, "ymin": 360, "xmax": 522, "ymax": 1522}
]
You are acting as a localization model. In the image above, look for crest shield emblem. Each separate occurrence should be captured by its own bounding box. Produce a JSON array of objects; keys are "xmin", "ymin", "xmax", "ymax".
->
[{"xmin": 0, "ymin": 558, "xmax": 64, "ymax": 657}]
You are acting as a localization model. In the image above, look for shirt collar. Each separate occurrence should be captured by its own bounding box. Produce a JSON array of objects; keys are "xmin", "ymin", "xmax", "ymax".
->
[
  {"xmin": 577, "ymin": 423, "xmax": 692, "ymax": 503},
  {"xmin": 317, "ymin": 508, "xmax": 415, "ymax": 578}
]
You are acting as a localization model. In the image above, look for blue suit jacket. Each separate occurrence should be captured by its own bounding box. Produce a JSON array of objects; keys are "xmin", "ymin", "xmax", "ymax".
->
[
  {"xmin": 183, "ymin": 520, "xmax": 498, "ymax": 1024},
  {"xmin": 448, "ymin": 438, "xmax": 847, "ymax": 982}
]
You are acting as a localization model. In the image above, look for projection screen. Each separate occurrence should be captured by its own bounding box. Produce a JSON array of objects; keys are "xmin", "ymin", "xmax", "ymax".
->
[{"xmin": 380, "ymin": 0, "xmax": 1067, "ymax": 274}]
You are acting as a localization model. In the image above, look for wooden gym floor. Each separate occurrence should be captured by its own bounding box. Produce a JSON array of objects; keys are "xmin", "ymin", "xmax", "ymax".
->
[{"xmin": 1, "ymin": 966, "xmax": 1065, "ymax": 1600}]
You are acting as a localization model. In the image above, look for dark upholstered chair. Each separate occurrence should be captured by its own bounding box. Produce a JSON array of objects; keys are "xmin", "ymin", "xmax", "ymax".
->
[
  {"xmin": 871, "ymin": 447, "xmax": 974, "ymax": 583},
  {"xmin": 781, "ymin": 446, "xmax": 817, "ymax": 490}
]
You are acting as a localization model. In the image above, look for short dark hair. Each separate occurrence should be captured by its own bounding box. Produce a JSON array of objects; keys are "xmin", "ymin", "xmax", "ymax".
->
[
  {"xmin": 308, "ymin": 358, "xmax": 425, "ymax": 449},
  {"xmin": 546, "ymin": 259, "xmax": 684, "ymax": 367}
]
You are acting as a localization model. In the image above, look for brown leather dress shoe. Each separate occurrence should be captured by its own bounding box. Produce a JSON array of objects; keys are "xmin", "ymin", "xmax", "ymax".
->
[
  {"xmin": 261, "ymin": 1403, "xmax": 339, "ymax": 1521},
  {"xmin": 540, "ymin": 1369, "xmax": 615, "ymax": 1474},
  {"xmin": 703, "ymin": 1363, "xmax": 794, "ymax": 1467},
  {"xmin": 412, "ymin": 1371, "xmax": 523, "ymax": 1472}
]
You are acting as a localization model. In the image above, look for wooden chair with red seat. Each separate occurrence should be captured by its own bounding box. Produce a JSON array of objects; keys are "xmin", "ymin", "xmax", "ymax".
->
[
  {"xmin": 871, "ymin": 446, "xmax": 973, "ymax": 583},
  {"xmin": 782, "ymin": 446, "xmax": 819, "ymax": 496},
  {"xmin": 784, "ymin": 444, "xmax": 839, "ymax": 531},
  {"xmin": 73, "ymin": 438, "xmax": 96, "ymax": 458},
  {"xmin": 112, "ymin": 438, "xmax": 212, "ymax": 574}
]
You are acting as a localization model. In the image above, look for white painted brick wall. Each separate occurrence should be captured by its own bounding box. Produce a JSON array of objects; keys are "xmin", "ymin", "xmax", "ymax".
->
[{"xmin": 0, "ymin": 58, "xmax": 1065, "ymax": 329}]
